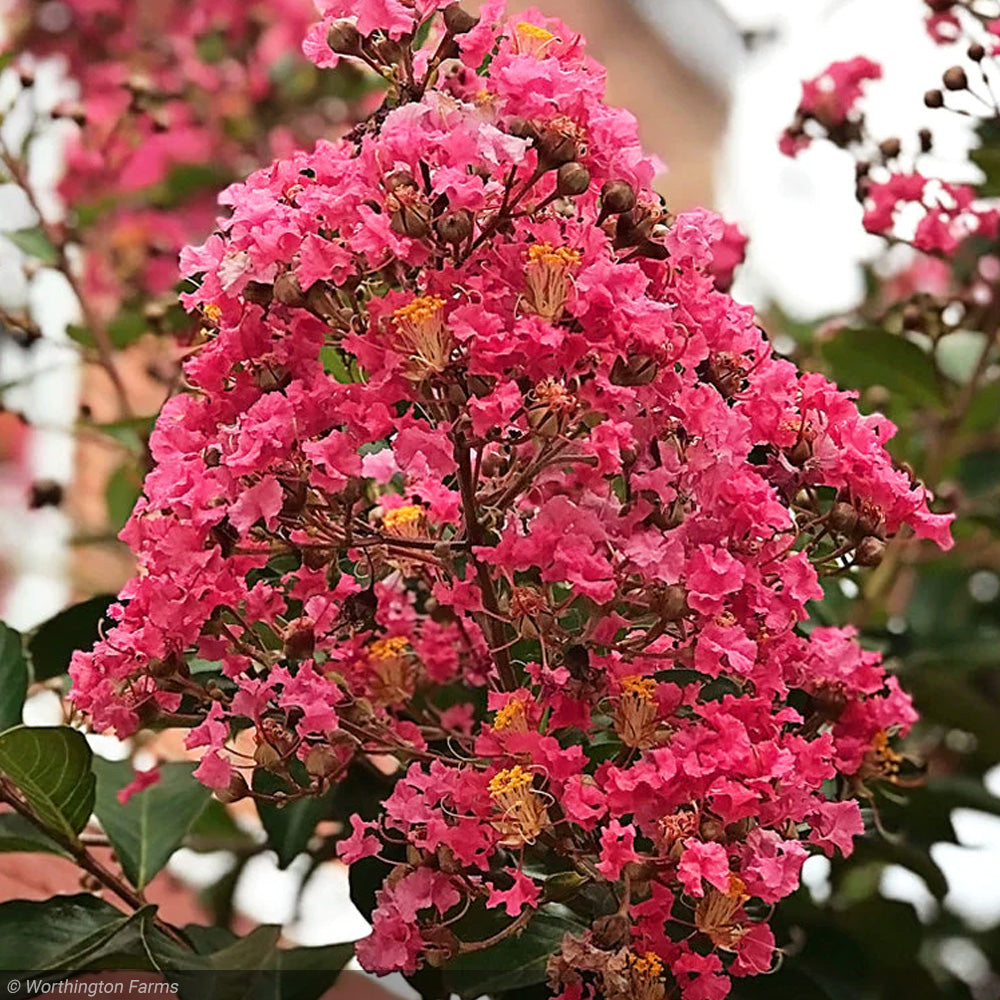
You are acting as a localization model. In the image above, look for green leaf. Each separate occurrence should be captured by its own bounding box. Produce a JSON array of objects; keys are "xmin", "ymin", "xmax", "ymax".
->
[
  {"xmin": 27, "ymin": 595, "xmax": 117, "ymax": 681},
  {"xmin": 849, "ymin": 835, "xmax": 949, "ymax": 900},
  {"xmin": 5, "ymin": 227, "xmax": 59, "ymax": 266},
  {"xmin": 0, "ymin": 622, "xmax": 27, "ymax": 732},
  {"xmin": 822, "ymin": 327, "xmax": 944, "ymax": 410},
  {"xmin": 93, "ymin": 759, "xmax": 212, "ymax": 891},
  {"xmin": 155, "ymin": 927, "xmax": 353, "ymax": 1000},
  {"xmin": 443, "ymin": 905, "xmax": 587, "ymax": 998},
  {"xmin": 0, "ymin": 812, "xmax": 71, "ymax": 857},
  {"xmin": 105, "ymin": 462, "xmax": 143, "ymax": 532},
  {"xmin": 0, "ymin": 895, "xmax": 156, "ymax": 970},
  {"xmin": 0, "ymin": 726, "xmax": 95, "ymax": 843},
  {"xmin": 83, "ymin": 415, "xmax": 156, "ymax": 454},
  {"xmin": 107, "ymin": 310, "xmax": 149, "ymax": 350},
  {"xmin": 961, "ymin": 381, "xmax": 1000, "ymax": 434},
  {"xmin": 253, "ymin": 771, "xmax": 331, "ymax": 869},
  {"xmin": 972, "ymin": 118, "xmax": 1000, "ymax": 197}
]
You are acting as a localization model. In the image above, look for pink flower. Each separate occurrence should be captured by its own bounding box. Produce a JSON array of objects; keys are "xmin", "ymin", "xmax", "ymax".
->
[
  {"xmin": 116, "ymin": 765, "xmax": 161, "ymax": 805},
  {"xmin": 596, "ymin": 820, "xmax": 639, "ymax": 880},
  {"xmin": 486, "ymin": 869, "xmax": 541, "ymax": 916},
  {"xmin": 677, "ymin": 839, "xmax": 731, "ymax": 897}
]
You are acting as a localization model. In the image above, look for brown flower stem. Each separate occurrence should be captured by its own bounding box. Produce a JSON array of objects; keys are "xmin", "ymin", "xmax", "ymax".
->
[
  {"xmin": 0, "ymin": 140, "xmax": 133, "ymax": 419},
  {"xmin": 0, "ymin": 780, "xmax": 190, "ymax": 948},
  {"xmin": 453, "ymin": 437, "xmax": 518, "ymax": 690}
]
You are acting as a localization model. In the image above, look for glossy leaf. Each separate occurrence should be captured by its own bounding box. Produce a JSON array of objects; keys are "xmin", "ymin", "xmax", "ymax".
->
[
  {"xmin": 443, "ymin": 905, "xmax": 587, "ymax": 998},
  {"xmin": 0, "ymin": 622, "xmax": 28, "ymax": 733},
  {"xmin": 253, "ymin": 770, "xmax": 332, "ymax": 869},
  {"xmin": 93, "ymin": 759, "xmax": 212, "ymax": 890},
  {"xmin": 5, "ymin": 227, "xmax": 59, "ymax": 267},
  {"xmin": 27, "ymin": 595, "xmax": 117, "ymax": 681},
  {"xmin": 0, "ymin": 812, "xmax": 71, "ymax": 857},
  {"xmin": 822, "ymin": 327, "xmax": 944, "ymax": 410},
  {"xmin": 0, "ymin": 726, "xmax": 95, "ymax": 843},
  {"xmin": 0, "ymin": 895, "xmax": 156, "ymax": 970}
]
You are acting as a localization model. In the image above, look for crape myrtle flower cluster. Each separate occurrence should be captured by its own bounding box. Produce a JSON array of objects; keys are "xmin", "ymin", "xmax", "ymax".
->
[
  {"xmin": 3, "ymin": 0, "xmax": 329, "ymax": 311},
  {"xmin": 783, "ymin": 1, "xmax": 1000, "ymax": 261},
  {"xmin": 71, "ymin": 2, "xmax": 952, "ymax": 997}
]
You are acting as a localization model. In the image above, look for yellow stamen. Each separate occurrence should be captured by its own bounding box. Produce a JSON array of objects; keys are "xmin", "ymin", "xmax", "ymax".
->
[
  {"xmin": 523, "ymin": 244, "xmax": 581, "ymax": 322},
  {"xmin": 621, "ymin": 675, "xmax": 657, "ymax": 702},
  {"xmin": 494, "ymin": 699, "xmax": 529, "ymax": 733},
  {"xmin": 367, "ymin": 637, "xmax": 416, "ymax": 706},
  {"xmin": 369, "ymin": 636, "xmax": 410, "ymax": 661},
  {"xmin": 392, "ymin": 295, "xmax": 453, "ymax": 380},
  {"xmin": 626, "ymin": 950, "xmax": 666, "ymax": 1000},
  {"xmin": 695, "ymin": 876, "xmax": 749, "ymax": 951},
  {"xmin": 514, "ymin": 21, "xmax": 556, "ymax": 57},
  {"xmin": 204, "ymin": 303, "xmax": 223, "ymax": 324},
  {"xmin": 488, "ymin": 766, "xmax": 549, "ymax": 846},
  {"xmin": 382, "ymin": 505, "xmax": 428, "ymax": 538},
  {"xmin": 614, "ymin": 675, "xmax": 660, "ymax": 749}
]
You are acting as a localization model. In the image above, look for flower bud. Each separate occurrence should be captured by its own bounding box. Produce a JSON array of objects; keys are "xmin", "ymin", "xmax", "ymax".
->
[
  {"xmin": 924, "ymin": 89, "xmax": 944, "ymax": 109},
  {"xmin": 443, "ymin": 3, "xmax": 479, "ymax": 34},
  {"xmin": 305, "ymin": 281, "xmax": 341, "ymax": 321},
  {"xmin": 855, "ymin": 536, "xmax": 886, "ymax": 567},
  {"xmin": 283, "ymin": 618, "xmax": 316, "ymax": 661},
  {"xmin": 556, "ymin": 161, "xmax": 590, "ymax": 196},
  {"xmin": 943, "ymin": 66, "xmax": 968, "ymax": 91},
  {"xmin": 254, "ymin": 742, "xmax": 282, "ymax": 768},
  {"xmin": 215, "ymin": 772, "xmax": 250, "ymax": 804},
  {"xmin": 390, "ymin": 204, "xmax": 431, "ymax": 239},
  {"xmin": 385, "ymin": 170, "xmax": 417, "ymax": 193},
  {"xmin": 243, "ymin": 281, "xmax": 273, "ymax": 306},
  {"xmin": 507, "ymin": 116, "xmax": 537, "ymax": 140},
  {"xmin": 327, "ymin": 19, "xmax": 364, "ymax": 55},
  {"xmin": 536, "ymin": 122, "xmax": 580, "ymax": 167},
  {"xmin": 434, "ymin": 208, "xmax": 474, "ymax": 245},
  {"xmin": 274, "ymin": 271, "xmax": 305, "ymax": 307},
  {"xmin": 601, "ymin": 179, "xmax": 636, "ymax": 216},
  {"xmin": 305, "ymin": 745, "xmax": 340, "ymax": 779},
  {"xmin": 828, "ymin": 501, "xmax": 859, "ymax": 536},
  {"xmin": 652, "ymin": 584, "xmax": 688, "ymax": 621},
  {"xmin": 878, "ymin": 137, "xmax": 901, "ymax": 160}
]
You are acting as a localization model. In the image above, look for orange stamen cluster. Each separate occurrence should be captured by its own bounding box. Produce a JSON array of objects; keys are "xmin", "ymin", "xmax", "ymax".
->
[
  {"xmin": 614, "ymin": 675, "xmax": 660, "ymax": 749},
  {"xmin": 392, "ymin": 294, "xmax": 453, "ymax": 380},
  {"xmin": 488, "ymin": 766, "xmax": 549, "ymax": 846},
  {"xmin": 513, "ymin": 22, "xmax": 556, "ymax": 57},
  {"xmin": 524, "ymin": 244, "xmax": 581, "ymax": 321}
]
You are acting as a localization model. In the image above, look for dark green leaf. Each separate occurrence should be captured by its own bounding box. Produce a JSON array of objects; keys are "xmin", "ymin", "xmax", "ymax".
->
[
  {"xmin": 849, "ymin": 835, "xmax": 949, "ymax": 900},
  {"xmin": 0, "ymin": 726, "xmax": 95, "ymax": 843},
  {"xmin": 27, "ymin": 595, "xmax": 117, "ymax": 681},
  {"xmin": 972, "ymin": 118, "xmax": 1000, "ymax": 197},
  {"xmin": 107, "ymin": 310, "xmax": 149, "ymax": 350},
  {"xmin": 957, "ymin": 448, "xmax": 1000, "ymax": 497},
  {"xmin": 84, "ymin": 415, "xmax": 156, "ymax": 454},
  {"xmin": 93, "ymin": 759, "xmax": 212, "ymax": 891},
  {"xmin": 0, "ymin": 812, "xmax": 71, "ymax": 857},
  {"xmin": 0, "ymin": 895, "xmax": 156, "ymax": 970},
  {"xmin": 822, "ymin": 328, "xmax": 944, "ymax": 410},
  {"xmin": 105, "ymin": 462, "xmax": 143, "ymax": 532},
  {"xmin": 5, "ymin": 227, "xmax": 59, "ymax": 267},
  {"xmin": 443, "ymin": 905, "xmax": 587, "ymax": 998},
  {"xmin": 961, "ymin": 381, "xmax": 1000, "ymax": 434},
  {"xmin": 253, "ymin": 771, "xmax": 331, "ymax": 869},
  {"xmin": 0, "ymin": 622, "xmax": 27, "ymax": 732}
]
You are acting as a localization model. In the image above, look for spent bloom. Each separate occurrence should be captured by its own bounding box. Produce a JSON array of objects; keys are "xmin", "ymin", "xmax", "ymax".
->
[{"xmin": 70, "ymin": 2, "xmax": 952, "ymax": 997}]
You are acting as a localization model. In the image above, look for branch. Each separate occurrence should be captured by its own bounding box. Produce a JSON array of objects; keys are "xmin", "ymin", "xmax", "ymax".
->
[{"xmin": 0, "ymin": 781, "xmax": 190, "ymax": 948}]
